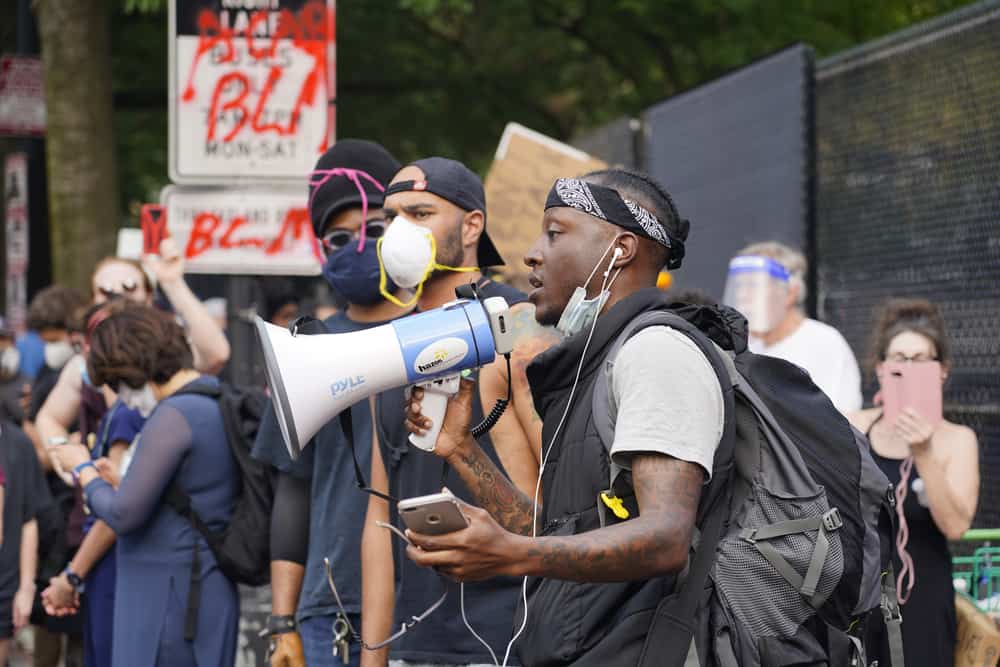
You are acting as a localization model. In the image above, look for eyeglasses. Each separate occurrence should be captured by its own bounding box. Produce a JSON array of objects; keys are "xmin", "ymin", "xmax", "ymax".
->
[
  {"xmin": 96, "ymin": 279, "xmax": 140, "ymax": 300},
  {"xmin": 321, "ymin": 220, "xmax": 388, "ymax": 253},
  {"xmin": 885, "ymin": 353, "xmax": 938, "ymax": 363},
  {"xmin": 324, "ymin": 523, "xmax": 448, "ymax": 650}
]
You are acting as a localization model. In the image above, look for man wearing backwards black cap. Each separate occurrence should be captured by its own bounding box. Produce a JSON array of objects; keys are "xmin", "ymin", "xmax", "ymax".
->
[
  {"xmin": 253, "ymin": 139, "xmax": 411, "ymax": 667},
  {"xmin": 402, "ymin": 168, "xmax": 724, "ymax": 666},
  {"xmin": 362, "ymin": 158, "xmax": 556, "ymax": 667}
]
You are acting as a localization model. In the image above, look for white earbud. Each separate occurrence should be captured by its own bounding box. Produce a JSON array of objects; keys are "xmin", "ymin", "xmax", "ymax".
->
[{"xmin": 603, "ymin": 246, "xmax": 624, "ymax": 280}]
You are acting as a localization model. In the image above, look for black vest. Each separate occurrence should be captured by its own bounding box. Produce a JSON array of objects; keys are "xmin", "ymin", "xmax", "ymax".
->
[
  {"xmin": 518, "ymin": 288, "xmax": 678, "ymax": 666},
  {"xmin": 375, "ymin": 279, "xmax": 527, "ymax": 664}
]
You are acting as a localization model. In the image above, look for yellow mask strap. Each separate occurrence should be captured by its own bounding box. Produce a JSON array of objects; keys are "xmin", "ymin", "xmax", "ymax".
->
[
  {"xmin": 377, "ymin": 236, "xmax": 423, "ymax": 309},
  {"xmin": 376, "ymin": 232, "xmax": 479, "ymax": 309}
]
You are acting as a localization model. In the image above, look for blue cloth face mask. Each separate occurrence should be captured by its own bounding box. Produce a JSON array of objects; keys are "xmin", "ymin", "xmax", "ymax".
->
[
  {"xmin": 322, "ymin": 240, "xmax": 397, "ymax": 306},
  {"xmin": 555, "ymin": 237, "xmax": 623, "ymax": 337}
]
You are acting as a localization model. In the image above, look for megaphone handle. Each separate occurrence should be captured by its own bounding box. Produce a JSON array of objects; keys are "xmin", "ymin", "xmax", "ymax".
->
[{"xmin": 408, "ymin": 375, "xmax": 459, "ymax": 452}]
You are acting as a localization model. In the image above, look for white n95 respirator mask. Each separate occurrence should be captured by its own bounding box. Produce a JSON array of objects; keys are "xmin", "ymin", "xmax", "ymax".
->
[
  {"xmin": 377, "ymin": 216, "xmax": 477, "ymax": 308},
  {"xmin": 721, "ymin": 255, "xmax": 791, "ymax": 335}
]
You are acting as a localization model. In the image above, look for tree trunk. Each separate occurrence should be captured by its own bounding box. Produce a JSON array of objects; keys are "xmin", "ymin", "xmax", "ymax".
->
[{"xmin": 34, "ymin": 0, "xmax": 119, "ymax": 289}]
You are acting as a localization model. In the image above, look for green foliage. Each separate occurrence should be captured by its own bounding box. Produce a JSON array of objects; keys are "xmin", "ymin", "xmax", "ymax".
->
[
  {"xmin": 123, "ymin": 0, "xmax": 164, "ymax": 15},
  {"xmin": 109, "ymin": 0, "xmax": 976, "ymax": 214}
]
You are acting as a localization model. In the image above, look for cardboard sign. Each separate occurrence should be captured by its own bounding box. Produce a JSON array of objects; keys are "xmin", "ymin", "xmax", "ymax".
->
[
  {"xmin": 169, "ymin": 1, "xmax": 336, "ymax": 185},
  {"xmin": 955, "ymin": 593, "xmax": 1000, "ymax": 667},
  {"xmin": 0, "ymin": 55, "xmax": 45, "ymax": 137},
  {"xmin": 141, "ymin": 204, "xmax": 169, "ymax": 255},
  {"xmin": 161, "ymin": 186, "xmax": 321, "ymax": 275},
  {"xmin": 483, "ymin": 123, "xmax": 605, "ymax": 286},
  {"xmin": 116, "ymin": 228, "xmax": 143, "ymax": 261}
]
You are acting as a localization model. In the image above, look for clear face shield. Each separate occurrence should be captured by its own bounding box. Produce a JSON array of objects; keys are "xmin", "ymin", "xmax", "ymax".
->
[{"xmin": 722, "ymin": 255, "xmax": 791, "ymax": 336}]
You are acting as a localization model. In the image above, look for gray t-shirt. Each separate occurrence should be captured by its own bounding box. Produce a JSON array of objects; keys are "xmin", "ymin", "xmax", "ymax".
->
[{"xmin": 607, "ymin": 326, "xmax": 724, "ymax": 479}]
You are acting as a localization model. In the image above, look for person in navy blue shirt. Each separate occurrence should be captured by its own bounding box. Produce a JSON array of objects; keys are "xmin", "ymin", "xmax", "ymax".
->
[
  {"xmin": 50, "ymin": 302, "xmax": 239, "ymax": 667},
  {"xmin": 252, "ymin": 139, "xmax": 412, "ymax": 667}
]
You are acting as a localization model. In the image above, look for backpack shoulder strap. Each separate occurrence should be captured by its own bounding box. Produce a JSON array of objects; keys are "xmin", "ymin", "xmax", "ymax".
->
[
  {"xmin": 171, "ymin": 382, "xmax": 222, "ymax": 400},
  {"xmin": 591, "ymin": 309, "xmax": 737, "ymax": 491},
  {"xmin": 589, "ymin": 309, "xmax": 738, "ymax": 667}
]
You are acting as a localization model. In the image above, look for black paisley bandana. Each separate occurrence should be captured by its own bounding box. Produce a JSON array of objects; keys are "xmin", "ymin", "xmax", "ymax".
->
[{"xmin": 544, "ymin": 177, "xmax": 685, "ymax": 269}]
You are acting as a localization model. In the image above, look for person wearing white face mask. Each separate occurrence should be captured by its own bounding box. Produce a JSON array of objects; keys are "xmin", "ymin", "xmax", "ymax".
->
[
  {"xmin": 48, "ymin": 301, "xmax": 240, "ymax": 667},
  {"xmin": 34, "ymin": 248, "xmax": 231, "ymax": 488},
  {"xmin": 722, "ymin": 241, "xmax": 862, "ymax": 413},
  {"xmin": 15, "ymin": 286, "xmax": 92, "ymax": 666},
  {"xmin": 0, "ymin": 318, "xmax": 28, "ymax": 426},
  {"xmin": 361, "ymin": 157, "xmax": 558, "ymax": 667}
]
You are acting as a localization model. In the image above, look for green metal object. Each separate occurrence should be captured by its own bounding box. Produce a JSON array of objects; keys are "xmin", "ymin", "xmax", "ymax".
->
[
  {"xmin": 961, "ymin": 528, "xmax": 1000, "ymax": 542},
  {"xmin": 952, "ymin": 533, "xmax": 1000, "ymax": 614}
]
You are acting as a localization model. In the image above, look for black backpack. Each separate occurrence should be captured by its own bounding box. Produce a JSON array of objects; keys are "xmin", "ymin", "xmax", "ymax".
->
[
  {"xmin": 165, "ymin": 382, "xmax": 274, "ymax": 640},
  {"xmin": 591, "ymin": 305, "xmax": 904, "ymax": 667}
]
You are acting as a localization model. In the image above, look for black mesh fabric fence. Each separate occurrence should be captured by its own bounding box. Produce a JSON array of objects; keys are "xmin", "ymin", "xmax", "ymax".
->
[
  {"xmin": 642, "ymin": 45, "xmax": 815, "ymax": 301},
  {"xmin": 815, "ymin": 2, "xmax": 1000, "ymax": 533}
]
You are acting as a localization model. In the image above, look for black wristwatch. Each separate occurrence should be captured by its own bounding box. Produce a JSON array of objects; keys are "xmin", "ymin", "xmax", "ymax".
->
[
  {"xmin": 64, "ymin": 568, "xmax": 86, "ymax": 594},
  {"xmin": 261, "ymin": 614, "xmax": 297, "ymax": 637}
]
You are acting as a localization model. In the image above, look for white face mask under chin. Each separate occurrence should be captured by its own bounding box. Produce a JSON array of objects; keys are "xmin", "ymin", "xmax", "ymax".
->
[
  {"xmin": 118, "ymin": 383, "xmax": 158, "ymax": 417},
  {"xmin": 555, "ymin": 238, "xmax": 623, "ymax": 337}
]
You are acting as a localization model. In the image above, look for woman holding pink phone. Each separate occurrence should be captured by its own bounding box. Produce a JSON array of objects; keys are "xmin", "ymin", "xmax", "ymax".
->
[{"xmin": 849, "ymin": 298, "xmax": 979, "ymax": 667}]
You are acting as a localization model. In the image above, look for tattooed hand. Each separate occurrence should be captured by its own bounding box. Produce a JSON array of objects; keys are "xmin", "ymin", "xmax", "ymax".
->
[{"xmin": 405, "ymin": 496, "xmax": 523, "ymax": 581}]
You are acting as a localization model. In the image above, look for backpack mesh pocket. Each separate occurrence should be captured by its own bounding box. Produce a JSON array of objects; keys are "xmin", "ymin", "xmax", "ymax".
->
[{"xmin": 713, "ymin": 483, "xmax": 845, "ymax": 639}]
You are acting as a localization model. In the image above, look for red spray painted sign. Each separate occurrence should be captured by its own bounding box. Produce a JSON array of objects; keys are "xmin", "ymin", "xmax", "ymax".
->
[
  {"xmin": 5, "ymin": 153, "xmax": 29, "ymax": 333},
  {"xmin": 169, "ymin": 0, "xmax": 336, "ymax": 185},
  {"xmin": 0, "ymin": 56, "xmax": 45, "ymax": 137},
  {"xmin": 162, "ymin": 186, "xmax": 321, "ymax": 275}
]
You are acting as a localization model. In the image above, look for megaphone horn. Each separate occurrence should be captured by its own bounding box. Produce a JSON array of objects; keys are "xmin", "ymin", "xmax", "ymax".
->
[{"xmin": 255, "ymin": 297, "xmax": 512, "ymax": 460}]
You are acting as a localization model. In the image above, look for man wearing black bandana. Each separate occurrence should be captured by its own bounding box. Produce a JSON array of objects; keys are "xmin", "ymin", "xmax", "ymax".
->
[{"xmin": 403, "ymin": 169, "xmax": 724, "ymax": 665}]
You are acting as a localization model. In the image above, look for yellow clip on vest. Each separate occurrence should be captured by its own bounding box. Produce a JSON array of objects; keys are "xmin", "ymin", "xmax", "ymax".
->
[{"xmin": 600, "ymin": 492, "xmax": 630, "ymax": 520}]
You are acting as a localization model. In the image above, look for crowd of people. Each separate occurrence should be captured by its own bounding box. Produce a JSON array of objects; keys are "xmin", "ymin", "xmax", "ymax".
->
[{"xmin": 0, "ymin": 137, "xmax": 981, "ymax": 667}]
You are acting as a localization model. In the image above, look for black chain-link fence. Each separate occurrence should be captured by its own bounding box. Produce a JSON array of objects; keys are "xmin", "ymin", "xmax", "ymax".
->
[{"xmin": 815, "ymin": 2, "xmax": 1000, "ymax": 532}]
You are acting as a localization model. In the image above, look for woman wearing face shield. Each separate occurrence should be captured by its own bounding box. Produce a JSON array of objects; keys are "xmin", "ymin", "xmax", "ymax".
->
[{"xmin": 48, "ymin": 301, "xmax": 240, "ymax": 667}]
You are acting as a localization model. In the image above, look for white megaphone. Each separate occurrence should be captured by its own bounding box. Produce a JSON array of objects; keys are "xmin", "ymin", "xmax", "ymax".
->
[{"xmin": 256, "ymin": 296, "xmax": 514, "ymax": 460}]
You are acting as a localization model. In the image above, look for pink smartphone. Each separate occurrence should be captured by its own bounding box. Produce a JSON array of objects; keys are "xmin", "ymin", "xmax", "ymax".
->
[{"xmin": 880, "ymin": 361, "xmax": 943, "ymax": 429}]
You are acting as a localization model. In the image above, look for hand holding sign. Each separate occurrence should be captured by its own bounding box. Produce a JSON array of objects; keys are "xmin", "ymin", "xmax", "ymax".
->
[
  {"xmin": 142, "ymin": 237, "xmax": 186, "ymax": 287},
  {"xmin": 141, "ymin": 204, "xmax": 169, "ymax": 255}
]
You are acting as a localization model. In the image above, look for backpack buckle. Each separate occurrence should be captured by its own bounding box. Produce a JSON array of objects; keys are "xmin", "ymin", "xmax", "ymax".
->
[
  {"xmin": 739, "ymin": 528, "xmax": 757, "ymax": 544},
  {"xmin": 822, "ymin": 508, "xmax": 843, "ymax": 532}
]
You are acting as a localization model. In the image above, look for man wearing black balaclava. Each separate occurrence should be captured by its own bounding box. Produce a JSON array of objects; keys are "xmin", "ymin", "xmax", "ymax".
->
[{"xmin": 252, "ymin": 139, "xmax": 411, "ymax": 667}]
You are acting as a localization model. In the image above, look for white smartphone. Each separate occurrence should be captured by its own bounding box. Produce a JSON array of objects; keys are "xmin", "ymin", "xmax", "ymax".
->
[{"xmin": 398, "ymin": 492, "xmax": 469, "ymax": 535}]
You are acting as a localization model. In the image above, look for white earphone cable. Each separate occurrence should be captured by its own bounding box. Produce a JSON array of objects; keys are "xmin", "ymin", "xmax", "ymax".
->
[{"xmin": 500, "ymin": 243, "xmax": 620, "ymax": 666}]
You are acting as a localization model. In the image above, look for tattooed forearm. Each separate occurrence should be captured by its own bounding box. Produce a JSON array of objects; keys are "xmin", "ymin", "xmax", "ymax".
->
[
  {"xmin": 449, "ymin": 441, "xmax": 538, "ymax": 536},
  {"xmin": 522, "ymin": 454, "xmax": 703, "ymax": 582}
]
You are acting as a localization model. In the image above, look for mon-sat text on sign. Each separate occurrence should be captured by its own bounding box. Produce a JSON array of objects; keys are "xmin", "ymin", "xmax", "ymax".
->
[
  {"xmin": 161, "ymin": 186, "xmax": 322, "ymax": 275},
  {"xmin": 169, "ymin": 0, "xmax": 336, "ymax": 185}
]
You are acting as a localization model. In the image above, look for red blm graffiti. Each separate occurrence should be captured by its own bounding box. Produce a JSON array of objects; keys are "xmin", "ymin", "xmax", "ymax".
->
[
  {"xmin": 182, "ymin": 2, "xmax": 333, "ymax": 148},
  {"xmin": 184, "ymin": 207, "xmax": 320, "ymax": 261}
]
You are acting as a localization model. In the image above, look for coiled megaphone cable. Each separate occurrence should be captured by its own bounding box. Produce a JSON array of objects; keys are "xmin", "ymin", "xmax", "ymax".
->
[{"xmin": 470, "ymin": 353, "xmax": 512, "ymax": 439}]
